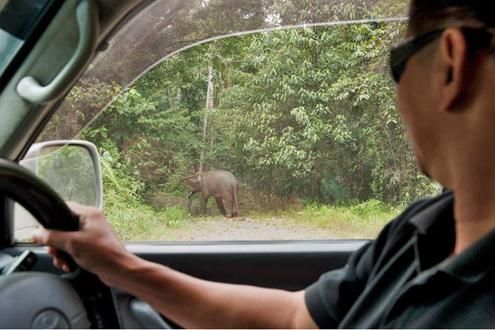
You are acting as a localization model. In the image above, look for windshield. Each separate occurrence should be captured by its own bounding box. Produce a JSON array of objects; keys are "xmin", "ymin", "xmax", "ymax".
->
[{"xmin": 33, "ymin": 0, "xmax": 434, "ymax": 243}]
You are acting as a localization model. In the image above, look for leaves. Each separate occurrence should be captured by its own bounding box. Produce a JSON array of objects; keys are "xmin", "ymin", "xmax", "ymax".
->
[{"xmin": 45, "ymin": 0, "xmax": 434, "ymax": 207}]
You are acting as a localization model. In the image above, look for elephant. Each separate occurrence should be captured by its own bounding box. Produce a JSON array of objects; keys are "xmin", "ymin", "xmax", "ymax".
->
[{"xmin": 182, "ymin": 170, "xmax": 239, "ymax": 218}]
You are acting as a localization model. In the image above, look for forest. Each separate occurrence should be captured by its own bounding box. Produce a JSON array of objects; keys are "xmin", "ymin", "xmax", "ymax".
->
[{"xmin": 39, "ymin": 0, "xmax": 439, "ymax": 240}]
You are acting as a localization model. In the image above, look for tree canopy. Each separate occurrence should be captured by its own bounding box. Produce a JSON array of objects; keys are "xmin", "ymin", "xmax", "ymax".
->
[{"xmin": 41, "ymin": 0, "xmax": 437, "ymax": 211}]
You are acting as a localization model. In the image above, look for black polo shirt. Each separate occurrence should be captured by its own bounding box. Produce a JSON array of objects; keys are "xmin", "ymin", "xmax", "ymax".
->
[{"xmin": 305, "ymin": 192, "xmax": 495, "ymax": 328}]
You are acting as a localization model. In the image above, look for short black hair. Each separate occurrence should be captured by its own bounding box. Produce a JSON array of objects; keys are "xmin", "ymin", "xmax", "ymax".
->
[{"xmin": 409, "ymin": 1, "xmax": 495, "ymax": 34}]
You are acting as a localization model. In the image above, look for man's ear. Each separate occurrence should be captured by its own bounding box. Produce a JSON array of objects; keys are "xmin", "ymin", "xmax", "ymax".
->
[{"xmin": 437, "ymin": 28, "xmax": 473, "ymax": 113}]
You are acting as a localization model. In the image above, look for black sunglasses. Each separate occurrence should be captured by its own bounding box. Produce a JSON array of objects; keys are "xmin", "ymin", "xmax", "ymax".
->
[{"xmin": 389, "ymin": 27, "xmax": 494, "ymax": 83}]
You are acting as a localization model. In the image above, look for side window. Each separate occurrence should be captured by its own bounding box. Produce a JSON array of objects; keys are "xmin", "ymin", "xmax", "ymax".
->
[
  {"xmin": 0, "ymin": 0, "xmax": 60, "ymax": 84},
  {"xmin": 32, "ymin": 2, "xmax": 439, "ymax": 242}
]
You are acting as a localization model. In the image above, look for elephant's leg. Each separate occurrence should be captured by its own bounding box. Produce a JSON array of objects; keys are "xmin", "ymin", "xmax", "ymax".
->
[
  {"xmin": 232, "ymin": 185, "xmax": 239, "ymax": 217},
  {"xmin": 215, "ymin": 197, "xmax": 226, "ymax": 216},
  {"xmin": 223, "ymin": 196, "xmax": 234, "ymax": 218},
  {"xmin": 187, "ymin": 191, "xmax": 194, "ymax": 214},
  {"xmin": 200, "ymin": 196, "xmax": 208, "ymax": 216}
]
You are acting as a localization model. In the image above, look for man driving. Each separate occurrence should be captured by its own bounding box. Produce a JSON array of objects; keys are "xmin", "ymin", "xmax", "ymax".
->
[{"xmin": 33, "ymin": 0, "xmax": 495, "ymax": 327}]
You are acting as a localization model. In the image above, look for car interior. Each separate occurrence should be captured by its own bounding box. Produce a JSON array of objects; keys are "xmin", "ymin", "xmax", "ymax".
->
[{"xmin": 0, "ymin": 0, "xmax": 408, "ymax": 328}]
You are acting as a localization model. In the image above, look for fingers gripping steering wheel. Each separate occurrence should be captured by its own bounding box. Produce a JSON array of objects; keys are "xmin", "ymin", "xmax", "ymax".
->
[{"xmin": 0, "ymin": 159, "xmax": 90, "ymax": 328}]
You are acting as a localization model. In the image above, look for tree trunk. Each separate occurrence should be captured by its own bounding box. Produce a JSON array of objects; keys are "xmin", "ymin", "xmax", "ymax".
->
[{"xmin": 200, "ymin": 49, "xmax": 214, "ymax": 172}]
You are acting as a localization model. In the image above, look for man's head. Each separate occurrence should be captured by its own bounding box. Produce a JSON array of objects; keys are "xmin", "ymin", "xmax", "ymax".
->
[
  {"xmin": 395, "ymin": 0, "xmax": 495, "ymax": 188},
  {"xmin": 409, "ymin": 1, "xmax": 495, "ymax": 35}
]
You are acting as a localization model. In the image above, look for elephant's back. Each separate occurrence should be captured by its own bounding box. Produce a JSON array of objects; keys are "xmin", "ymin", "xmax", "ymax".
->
[
  {"xmin": 203, "ymin": 170, "xmax": 238, "ymax": 190},
  {"xmin": 205, "ymin": 170, "xmax": 236, "ymax": 180}
]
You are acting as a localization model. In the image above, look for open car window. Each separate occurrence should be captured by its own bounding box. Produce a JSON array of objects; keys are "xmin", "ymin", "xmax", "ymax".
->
[{"xmin": 24, "ymin": 0, "xmax": 441, "ymax": 242}]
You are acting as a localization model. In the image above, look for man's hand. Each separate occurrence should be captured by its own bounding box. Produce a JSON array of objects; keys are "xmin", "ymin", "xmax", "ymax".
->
[{"xmin": 32, "ymin": 202, "xmax": 133, "ymax": 283}]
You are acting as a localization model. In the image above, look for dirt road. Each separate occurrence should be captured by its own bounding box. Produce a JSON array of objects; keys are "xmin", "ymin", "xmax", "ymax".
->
[{"xmin": 159, "ymin": 216, "xmax": 333, "ymax": 241}]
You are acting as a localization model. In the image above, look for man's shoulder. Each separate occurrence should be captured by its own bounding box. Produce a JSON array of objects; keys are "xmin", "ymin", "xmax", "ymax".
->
[
  {"xmin": 371, "ymin": 190, "xmax": 453, "ymax": 260},
  {"xmin": 388, "ymin": 190, "xmax": 453, "ymax": 233}
]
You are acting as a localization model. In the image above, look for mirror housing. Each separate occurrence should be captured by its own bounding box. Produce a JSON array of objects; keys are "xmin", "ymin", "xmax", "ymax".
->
[
  {"xmin": 14, "ymin": 140, "xmax": 103, "ymax": 241},
  {"xmin": 21, "ymin": 140, "xmax": 103, "ymax": 208}
]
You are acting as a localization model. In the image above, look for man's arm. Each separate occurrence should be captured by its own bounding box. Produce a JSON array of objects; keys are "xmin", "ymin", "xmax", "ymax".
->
[
  {"xmin": 105, "ymin": 254, "xmax": 316, "ymax": 328},
  {"xmin": 33, "ymin": 202, "xmax": 317, "ymax": 329}
]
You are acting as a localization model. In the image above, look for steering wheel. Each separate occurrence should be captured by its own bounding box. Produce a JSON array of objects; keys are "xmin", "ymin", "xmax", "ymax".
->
[
  {"xmin": 0, "ymin": 159, "xmax": 90, "ymax": 328},
  {"xmin": 0, "ymin": 159, "xmax": 79, "ymax": 230}
]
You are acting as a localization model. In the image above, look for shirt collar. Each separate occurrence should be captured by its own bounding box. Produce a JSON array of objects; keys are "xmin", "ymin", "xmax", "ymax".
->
[
  {"xmin": 408, "ymin": 192, "xmax": 455, "ymax": 272},
  {"xmin": 408, "ymin": 192, "xmax": 454, "ymax": 234},
  {"xmin": 408, "ymin": 191, "xmax": 495, "ymax": 283}
]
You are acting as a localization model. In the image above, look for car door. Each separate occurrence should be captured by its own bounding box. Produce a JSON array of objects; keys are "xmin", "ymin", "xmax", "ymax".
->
[{"xmin": 1, "ymin": 0, "xmax": 436, "ymax": 328}]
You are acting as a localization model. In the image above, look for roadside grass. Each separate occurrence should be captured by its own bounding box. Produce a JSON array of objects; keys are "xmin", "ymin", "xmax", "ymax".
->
[
  {"xmin": 106, "ymin": 198, "xmax": 191, "ymax": 241},
  {"xmin": 105, "ymin": 195, "xmax": 400, "ymax": 241},
  {"xmin": 248, "ymin": 200, "xmax": 400, "ymax": 239}
]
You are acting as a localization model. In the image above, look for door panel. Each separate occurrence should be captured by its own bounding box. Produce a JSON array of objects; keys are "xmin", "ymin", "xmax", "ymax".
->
[
  {"xmin": 28, "ymin": 240, "xmax": 366, "ymax": 288},
  {"xmin": 124, "ymin": 240, "xmax": 366, "ymax": 328},
  {"xmin": 24, "ymin": 240, "xmax": 367, "ymax": 328},
  {"xmin": 126, "ymin": 241, "xmax": 367, "ymax": 289}
]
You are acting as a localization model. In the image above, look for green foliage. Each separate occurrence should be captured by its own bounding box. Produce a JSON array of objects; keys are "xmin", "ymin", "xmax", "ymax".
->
[
  {"xmin": 97, "ymin": 140, "xmax": 191, "ymax": 239},
  {"xmin": 79, "ymin": 21, "xmax": 437, "ymax": 211},
  {"xmin": 31, "ymin": 1, "xmax": 429, "ymax": 242},
  {"xmin": 161, "ymin": 206, "xmax": 189, "ymax": 227},
  {"xmin": 348, "ymin": 199, "xmax": 391, "ymax": 218},
  {"xmin": 34, "ymin": 0, "xmax": 431, "ymax": 241},
  {"xmin": 40, "ymin": 79, "xmax": 121, "ymax": 141},
  {"xmin": 106, "ymin": 202, "xmax": 190, "ymax": 241},
  {"xmin": 277, "ymin": 200, "xmax": 399, "ymax": 238},
  {"xmin": 320, "ymin": 177, "xmax": 351, "ymax": 204},
  {"xmin": 98, "ymin": 141, "xmax": 145, "ymax": 202}
]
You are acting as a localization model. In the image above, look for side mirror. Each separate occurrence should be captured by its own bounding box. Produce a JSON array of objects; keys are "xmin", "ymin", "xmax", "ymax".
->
[
  {"xmin": 15, "ymin": 140, "xmax": 103, "ymax": 241},
  {"xmin": 20, "ymin": 140, "xmax": 103, "ymax": 208}
]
